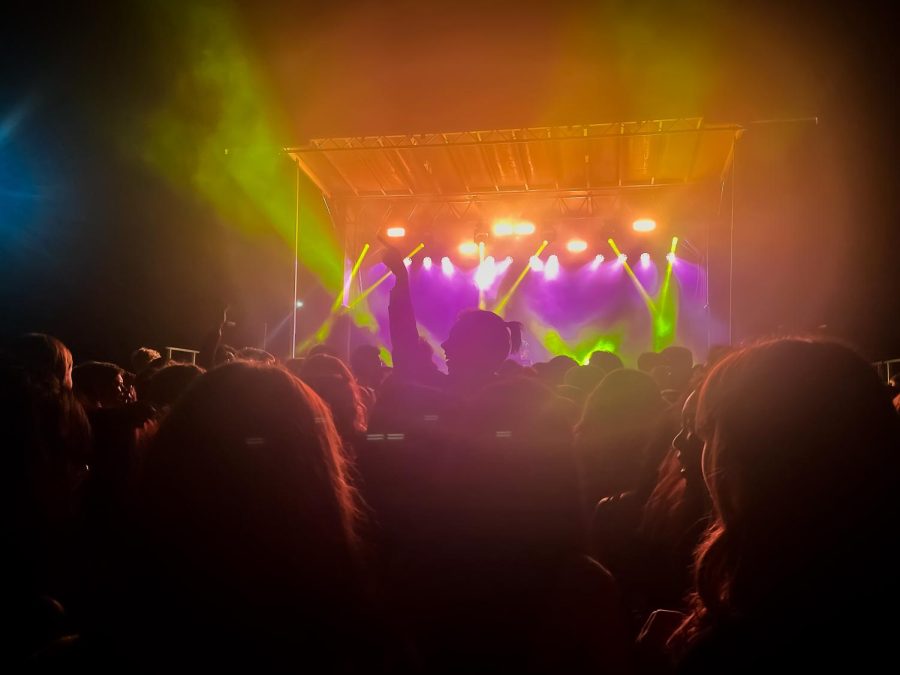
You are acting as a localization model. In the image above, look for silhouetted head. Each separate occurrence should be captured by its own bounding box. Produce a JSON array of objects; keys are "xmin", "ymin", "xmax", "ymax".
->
[
  {"xmin": 577, "ymin": 369, "xmax": 665, "ymax": 437},
  {"xmin": 588, "ymin": 350, "xmax": 624, "ymax": 373},
  {"xmin": 139, "ymin": 362, "xmax": 362, "ymax": 617},
  {"xmin": 691, "ymin": 338, "xmax": 900, "ymax": 625},
  {"xmin": 660, "ymin": 346, "xmax": 694, "ymax": 391},
  {"xmin": 235, "ymin": 347, "xmax": 276, "ymax": 364},
  {"xmin": 349, "ymin": 344, "xmax": 386, "ymax": 388},
  {"xmin": 145, "ymin": 363, "xmax": 204, "ymax": 408},
  {"xmin": 308, "ymin": 343, "xmax": 339, "ymax": 359},
  {"xmin": 540, "ymin": 355, "xmax": 578, "ymax": 386},
  {"xmin": 441, "ymin": 310, "xmax": 522, "ymax": 381},
  {"xmin": 637, "ymin": 351, "xmax": 662, "ymax": 373},
  {"xmin": 291, "ymin": 354, "xmax": 367, "ymax": 437},
  {"xmin": 563, "ymin": 364, "xmax": 606, "ymax": 394},
  {"xmin": 73, "ymin": 361, "xmax": 129, "ymax": 409},
  {"xmin": 6, "ymin": 333, "xmax": 73, "ymax": 391},
  {"xmin": 130, "ymin": 347, "xmax": 162, "ymax": 374}
]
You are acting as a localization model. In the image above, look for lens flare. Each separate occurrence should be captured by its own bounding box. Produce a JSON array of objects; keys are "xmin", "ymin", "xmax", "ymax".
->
[{"xmin": 386, "ymin": 226, "xmax": 406, "ymax": 238}]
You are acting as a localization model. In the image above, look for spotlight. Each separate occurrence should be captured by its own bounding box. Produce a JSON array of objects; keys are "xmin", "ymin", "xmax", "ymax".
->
[
  {"xmin": 497, "ymin": 256, "xmax": 514, "ymax": 274},
  {"xmin": 666, "ymin": 252, "xmax": 676, "ymax": 263},
  {"xmin": 632, "ymin": 219, "xmax": 656, "ymax": 233},
  {"xmin": 441, "ymin": 256, "xmax": 454, "ymax": 276},
  {"xmin": 513, "ymin": 221, "xmax": 536, "ymax": 236},
  {"xmin": 422, "ymin": 256, "xmax": 433, "ymax": 270},
  {"xmin": 529, "ymin": 256, "xmax": 544, "ymax": 272},
  {"xmin": 295, "ymin": 300, "xmax": 304, "ymax": 309},
  {"xmin": 403, "ymin": 257, "xmax": 412, "ymax": 267},
  {"xmin": 475, "ymin": 256, "xmax": 497, "ymax": 291},
  {"xmin": 458, "ymin": 241, "xmax": 478, "ymax": 256},
  {"xmin": 640, "ymin": 252, "xmax": 650, "ymax": 266},
  {"xmin": 544, "ymin": 254, "xmax": 560, "ymax": 280},
  {"xmin": 590, "ymin": 254, "xmax": 604, "ymax": 270},
  {"xmin": 616, "ymin": 253, "xmax": 627, "ymax": 264},
  {"xmin": 386, "ymin": 226, "xmax": 406, "ymax": 238},
  {"xmin": 566, "ymin": 239, "xmax": 588, "ymax": 253},
  {"xmin": 493, "ymin": 221, "xmax": 514, "ymax": 236}
]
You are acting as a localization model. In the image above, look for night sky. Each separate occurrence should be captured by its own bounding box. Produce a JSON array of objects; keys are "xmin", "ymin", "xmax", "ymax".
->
[{"xmin": 2, "ymin": 1, "xmax": 898, "ymax": 364}]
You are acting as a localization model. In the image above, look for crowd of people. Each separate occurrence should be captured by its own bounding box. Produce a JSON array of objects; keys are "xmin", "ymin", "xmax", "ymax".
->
[{"xmin": 3, "ymin": 248, "xmax": 899, "ymax": 672}]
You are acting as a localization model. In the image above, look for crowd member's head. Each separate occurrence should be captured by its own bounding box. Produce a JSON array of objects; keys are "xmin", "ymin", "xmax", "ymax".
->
[
  {"xmin": 637, "ymin": 351, "xmax": 662, "ymax": 373},
  {"xmin": 575, "ymin": 369, "xmax": 666, "ymax": 500},
  {"xmin": 214, "ymin": 344, "xmax": 236, "ymax": 366},
  {"xmin": 308, "ymin": 343, "xmax": 339, "ymax": 359},
  {"xmin": 6, "ymin": 333, "xmax": 74, "ymax": 391},
  {"xmin": 134, "ymin": 362, "xmax": 364, "ymax": 665},
  {"xmin": 144, "ymin": 363, "xmax": 204, "ymax": 408},
  {"xmin": 682, "ymin": 339, "xmax": 900, "ymax": 646},
  {"xmin": 349, "ymin": 344, "xmax": 387, "ymax": 390},
  {"xmin": 539, "ymin": 355, "xmax": 579, "ymax": 387},
  {"xmin": 72, "ymin": 361, "xmax": 130, "ymax": 410},
  {"xmin": 659, "ymin": 346, "xmax": 693, "ymax": 392},
  {"xmin": 130, "ymin": 347, "xmax": 161, "ymax": 374},
  {"xmin": 589, "ymin": 350, "xmax": 624, "ymax": 373},
  {"xmin": 563, "ymin": 363, "xmax": 606, "ymax": 395},
  {"xmin": 441, "ymin": 310, "xmax": 522, "ymax": 384},
  {"xmin": 289, "ymin": 354, "xmax": 367, "ymax": 438},
  {"xmin": 234, "ymin": 347, "xmax": 276, "ymax": 364}
]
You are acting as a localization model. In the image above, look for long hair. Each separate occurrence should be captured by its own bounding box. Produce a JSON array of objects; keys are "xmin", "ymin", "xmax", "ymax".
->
[
  {"xmin": 137, "ymin": 362, "xmax": 364, "ymax": 624},
  {"xmin": 676, "ymin": 338, "xmax": 900, "ymax": 644}
]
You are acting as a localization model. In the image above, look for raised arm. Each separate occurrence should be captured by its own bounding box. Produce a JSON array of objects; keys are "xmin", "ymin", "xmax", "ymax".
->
[{"xmin": 382, "ymin": 247, "xmax": 420, "ymax": 378}]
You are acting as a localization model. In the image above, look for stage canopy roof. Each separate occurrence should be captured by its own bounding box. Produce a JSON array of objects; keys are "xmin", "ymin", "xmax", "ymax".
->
[{"xmin": 286, "ymin": 118, "xmax": 742, "ymax": 233}]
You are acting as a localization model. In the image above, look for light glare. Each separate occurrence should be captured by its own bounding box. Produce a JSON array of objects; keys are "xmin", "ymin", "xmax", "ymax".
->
[
  {"xmin": 632, "ymin": 219, "xmax": 656, "ymax": 233},
  {"xmin": 458, "ymin": 241, "xmax": 478, "ymax": 256},
  {"xmin": 386, "ymin": 226, "xmax": 406, "ymax": 238}
]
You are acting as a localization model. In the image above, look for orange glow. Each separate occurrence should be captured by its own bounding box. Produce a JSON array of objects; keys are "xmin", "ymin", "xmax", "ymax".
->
[
  {"xmin": 386, "ymin": 226, "xmax": 406, "ymax": 238},
  {"xmin": 632, "ymin": 219, "xmax": 656, "ymax": 233},
  {"xmin": 566, "ymin": 239, "xmax": 588, "ymax": 253},
  {"xmin": 458, "ymin": 241, "xmax": 478, "ymax": 255}
]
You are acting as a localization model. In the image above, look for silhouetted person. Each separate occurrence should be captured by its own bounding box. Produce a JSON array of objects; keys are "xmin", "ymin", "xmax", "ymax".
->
[
  {"xmin": 663, "ymin": 339, "xmax": 900, "ymax": 673},
  {"xmin": 575, "ymin": 369, "xmax": 667, "ymax": 504},
  {"xmin": 115, "ymin": 362, "xmax": 378, "ymax": 672},
  {"xmin": 144, "ymin": 363, "xmax": 204, "ymax": 409},
  {"xmin": 589, "ymin": 350, "xmax": 624, "ymax": 373},
  {"xmin": 350, "ymin": 344, "xmax": 389, "ymax": 391},
  {"xmin": 638, "ymin": 351, "xmax": 662, "ymax": 373}
]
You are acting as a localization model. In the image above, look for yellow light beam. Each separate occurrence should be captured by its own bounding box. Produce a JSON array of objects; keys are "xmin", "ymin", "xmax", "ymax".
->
[
  {"xmin": 494, "ymin": 240, "xmax": 549, "ymax": 315},
  {"xmin": 332, "ymin": 243, "xmax": 370, "ymax": 313},
  {"xmin": 608, "ymin": 238, "xmax": 657, "ymax": 313},
  {"xmin": 348, "ymin": 242, "xmax": 424, "ymax": 310},
  {"xmin": 659, "ymin": 236, "xmax": 679, "ymax": 312}
]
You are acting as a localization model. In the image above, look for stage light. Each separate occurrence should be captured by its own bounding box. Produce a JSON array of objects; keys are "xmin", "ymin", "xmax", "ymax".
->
[
  {"xmin": 475, "ymin": 256, "xmax": 497, "ymax": 291},
  {"xmin": 496, "ymin": 256, "xmax": 514, "ymax": 275},
  {"xmin": 590, "ymin": 254, "xmax": 604, "ymax": 270},
  {"xmin": 403, "ymin": 257, "xmax": 412, "ymax": 267},
  {"xmin": 422, "ymin": 256, "xmax": 433, "ymax": 270},
  {"xmin": 296, "ymin": 300, "xmax": 304, "ymax": 309},
  {"xmin": 640, "ymin": 252, "xmax": 651, "ymax": 266},
  {"xmin": 617, "ymin": 253, "xmax": 627, "ymax": 264},
  {"xmin": 514, "ymin": 221, "xmax": 536, "ymax": 235},
  {"xmin": 633, "ymin": 219, "xmax": 656, "ymax": 233},
  {"xmin": 566, "ymin": 239, "xmax": 588, "ymax": 253},
  {"xmin": 544, "ymin": 254, "xmax": 560, "ymax": 280},
  {"xmin": 493, "ymin": 221, "xmax": 514, "ymax": 236},
  {"xmin": 666, "ymin": 252, "xmax": 676, "ymax": 263},
  {"xmin": 529, "ymin": 255, "xmax": 544, "ymax": 272},
  {"xmin": 458, "ymin": 241, "xmax": 478, "ymax": 256},
  {"xmin": 386, "ymin": 226, "xmax": 406, "ymax": 238},
  {"xmin": 441, "ymin": 256, "xmax": 454, "ymax": 276}
]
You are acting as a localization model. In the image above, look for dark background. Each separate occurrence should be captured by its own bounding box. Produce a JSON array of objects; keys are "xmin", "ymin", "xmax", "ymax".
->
[{"xmin": 1, "ymin": 0, "xmax": 897, "ymax": 364}]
